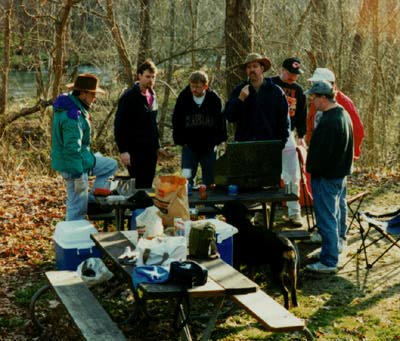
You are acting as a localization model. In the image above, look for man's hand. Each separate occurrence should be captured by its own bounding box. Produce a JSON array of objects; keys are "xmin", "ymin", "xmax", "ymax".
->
[
  {"xmin": 239, "ymin": 84, "xmax": 250, "ymax": 101},
  {"xmin": 120, "ymin": 152, "xmax": 131, "ymax": 166},
  {"xmin": 74, "ymin": 176, "xmax": 86, "ymax": 193}
]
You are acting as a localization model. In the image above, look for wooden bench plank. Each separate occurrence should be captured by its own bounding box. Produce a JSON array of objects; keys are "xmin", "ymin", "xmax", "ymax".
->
[
  {"xmin": 278, "ymin": 230, "xmax": 310, "ymax": 241},
  {"xmin": 46, "ymin": 271, "xmax": 125, "ymax": 341},
  {"xmin": 232, "ymin": 289, "xmax": 305, "ymax": 332},
  {"xmin": 198, "ymin": 258, "xmax": 257, "ymax": 295}
]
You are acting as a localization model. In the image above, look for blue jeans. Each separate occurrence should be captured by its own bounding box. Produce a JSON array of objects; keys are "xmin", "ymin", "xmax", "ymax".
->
[
  {"xmin": 311, "ymin": 176, "xmax": 346, "ymax": 267},
  {"xmin": 181, "ymin": 145, "xmax": 216, "ymax": 186},
  {"xmin": 61, "ymin": 154, "xmax": 117, "ymax": 221}
]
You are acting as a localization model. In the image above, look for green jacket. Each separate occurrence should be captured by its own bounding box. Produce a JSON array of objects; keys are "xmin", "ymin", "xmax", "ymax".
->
[{"xmin": 51, "ymin": 94, "xmax": 95, "ymax": 176}]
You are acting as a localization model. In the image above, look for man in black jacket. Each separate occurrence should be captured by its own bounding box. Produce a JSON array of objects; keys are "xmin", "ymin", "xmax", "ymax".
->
[
  {"xmin": 224, "ymin": 53, "xmax": 289, "ymax": 148},
  {"xmin": 304, "ymin": 81, "xmax": 353, "ymax": 274},
  {"xmin": 173, "ymin": 71, "xmax": 227, "ymax": 186},
  {"xmin": 114, "ymin": 59, "xmax": 168, "ymax": 188}
]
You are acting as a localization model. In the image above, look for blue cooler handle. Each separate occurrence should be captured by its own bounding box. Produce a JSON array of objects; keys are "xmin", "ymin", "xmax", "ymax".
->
[{"xmin": 76, "ymin": 247, "xmax": 94, "ymax": 256}]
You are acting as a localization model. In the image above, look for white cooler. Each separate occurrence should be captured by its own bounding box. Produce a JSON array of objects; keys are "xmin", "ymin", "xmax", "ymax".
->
[{"xmin": 54, "ymin": 220, "xmax": 102, "ymax": 270}]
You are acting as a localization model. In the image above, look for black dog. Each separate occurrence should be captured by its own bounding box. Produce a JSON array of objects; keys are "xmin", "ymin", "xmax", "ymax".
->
[{"xmin": 222, "ymin": 201, "xmax": 299, "ymax": 309}]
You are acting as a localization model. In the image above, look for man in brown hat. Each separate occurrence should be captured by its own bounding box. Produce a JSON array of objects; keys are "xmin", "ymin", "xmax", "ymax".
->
[
  {"xmin": 51, "ymin": 73, "xmax": 117, "ymax": 220},
  {"xmin": 224, "ymin": 53, "xmax": 289, "ymax": 147}
]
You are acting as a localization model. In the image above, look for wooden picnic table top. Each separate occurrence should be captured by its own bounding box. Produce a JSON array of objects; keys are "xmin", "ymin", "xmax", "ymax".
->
[
  {"xmin": 95, "ymin": 187, "xmax": 297, "ymax": 209},
  {"xmin": 90, "ymin": 231, "xmax": 257, "ymax": 298}
]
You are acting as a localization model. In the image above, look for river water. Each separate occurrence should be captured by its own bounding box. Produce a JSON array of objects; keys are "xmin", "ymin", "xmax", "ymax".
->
[{"xmin": 8, "ymin": 66, "xmax": 111, "ymax": 99}]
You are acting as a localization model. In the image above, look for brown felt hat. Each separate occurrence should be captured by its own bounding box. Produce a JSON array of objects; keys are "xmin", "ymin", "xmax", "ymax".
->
[
  {"xmin": 66, "ymin": 73, "xmax": 106, "ymax": 94},
  {"xmin": 241, "ymin": 53, "xmax": 271, "ymax": 71}
]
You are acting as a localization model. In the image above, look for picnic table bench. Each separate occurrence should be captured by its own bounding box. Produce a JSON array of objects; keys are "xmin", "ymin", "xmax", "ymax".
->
[
  {"xmin": 91, "ymin": 231, "xmax": 314, "ymax": 340},
  {"xmin": 30, "ymin": 270, "xmax": 125, "ymax": 340}
]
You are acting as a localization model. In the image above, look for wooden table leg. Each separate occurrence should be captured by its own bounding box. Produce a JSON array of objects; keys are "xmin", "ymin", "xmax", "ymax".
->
[
  {"xmin": 115, "ymin": 208, "xmax": 125, "ymax": 231},
  {"xmin": 200, "ymin": 296, "xmax": 224, "ymax": 341},
  {"xmin": 268, "ymin": 202, "xmax": 276, "ymax": 229}
]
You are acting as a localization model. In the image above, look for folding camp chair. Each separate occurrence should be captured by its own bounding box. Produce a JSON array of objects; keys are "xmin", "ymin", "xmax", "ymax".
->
[
  {"xmin": 353, "ymin": 209, "xmax": 400, "ymax": 269},
  {"xmin": 296, "ymin": 146, "xmax": 369, "ymax": 233}
]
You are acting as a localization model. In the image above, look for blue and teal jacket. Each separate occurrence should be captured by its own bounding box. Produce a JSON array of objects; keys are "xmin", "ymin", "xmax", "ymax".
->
[{"xmin": 51, "ymin": 93, "xmax": 95, "ymax": 176}]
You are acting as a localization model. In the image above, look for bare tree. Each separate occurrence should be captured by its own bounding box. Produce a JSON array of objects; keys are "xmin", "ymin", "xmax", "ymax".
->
[
  {"xmin": 158, "ymin": 0, "xmax": 176, "ymax": 142},
  {"xmin": 343, "ymin": 0, "xmax": 371, "ymax": 95},
  {"xmin": 310, "ymin": 0, "xmax": 328, "ymax": 66},
  {"xmin": 363, "ymin": 0, "xmax": 379, "ymax": 165},
  {"xmin": 105, "ymin": 0, "xmax": 134, "ymax": 86},
  {"xmin": 137, "ymin": 0, "xmax": 152, "ymax": 69},
  {"xmin": 0, "ymin": 0, "xmax": 13, "ymax": 119},
  {"xmin": 225, "ymin": 0, "xmax": 253, "ymax": 96},
  {"xmin": 188, "ymin": 0, "xmax": 199, "ymax": 69},
  {"xmin": 52, "ymin": 0, "xmax": 82, "ymax": 99}
]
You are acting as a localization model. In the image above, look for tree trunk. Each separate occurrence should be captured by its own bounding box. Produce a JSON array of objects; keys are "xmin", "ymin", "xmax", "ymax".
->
[
  {"xmin": 188, "ymin": 0, "xmax": 199, "ymax": 69},
  {"xmin": 137, "ymin": 0, "xmax": 152, "ymax": 70},
  {"xmin": 343, "ymin": 0, "xmax": 371, "ymax": 95},
  {"xmin": 225, "ymin": 0, "xmax": 253, "ymax": 97},
  {"xmin": 364, "ymin": 0, "xmax": 379, "ymax": 167},
  {"xmin": 159, "ymin": 0, "xmax": 176, "ymax": 142},
  {"xmin": 51, "ymin": 0, "xmax": 78, "ymax": 99},
  {"xmin": 105, "ymin": 0, "xmax": 134, "ymax": 86},
  {"xmin": 0, "ymin": 0, "xmax": 13, "ymax": 118},
  {"xmin": 310, "ymin": 0, "xmax": 328, "ymax": 66}
]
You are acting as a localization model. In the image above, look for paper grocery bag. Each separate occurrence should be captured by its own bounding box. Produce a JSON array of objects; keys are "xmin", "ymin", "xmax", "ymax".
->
[{"xmin": 153, "ymin": 175, "xmax": 190, "ymax": 227}]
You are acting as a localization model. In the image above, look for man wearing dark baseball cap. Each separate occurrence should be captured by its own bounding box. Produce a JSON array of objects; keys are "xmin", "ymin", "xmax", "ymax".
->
[
  {"xmin": 270, "ymin": 57, "xmax": 306, "ymax": 227},
  {"xmin": 304, "ymin": 80, "xmax": 354, "ymax": 274},
  {"xmin": 282, "ymin": 57, "xmax": 304, "ymax": 74}
]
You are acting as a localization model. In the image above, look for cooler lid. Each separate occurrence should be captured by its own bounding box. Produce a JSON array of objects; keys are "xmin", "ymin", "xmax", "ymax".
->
[{"xmin": 54, "ymin": 219, "xmax": 98, "ymax": 249}]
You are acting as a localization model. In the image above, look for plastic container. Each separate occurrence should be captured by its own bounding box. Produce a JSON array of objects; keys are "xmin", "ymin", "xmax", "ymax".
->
[
  {"xmin": 130, "ymin": 208, "xmax": 146, "ymax": 230},
  {"xmin": 216, "ymin": 234, "xmax": 233, "ymax": 266},
  {"xmin": 54, "ymin": 220, "xmax": 101, "ymax": 270}
]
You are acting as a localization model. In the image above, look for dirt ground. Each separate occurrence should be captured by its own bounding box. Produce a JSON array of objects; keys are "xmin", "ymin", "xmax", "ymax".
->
[{"xmin": 0, "ymin": 172, "xmax": 399, "ymax": 340}]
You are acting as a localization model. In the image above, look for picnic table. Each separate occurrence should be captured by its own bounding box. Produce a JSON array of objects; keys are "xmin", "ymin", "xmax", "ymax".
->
[
  {"xmin": 95, "ymin": 186, "xmax": 298, "ymax": 231},
  {"xmin": 91, "ymin": 231, "xmax": 313, "ymax": 340}
]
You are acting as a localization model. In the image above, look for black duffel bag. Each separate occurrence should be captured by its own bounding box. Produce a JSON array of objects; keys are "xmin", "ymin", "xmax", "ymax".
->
[{"xmin": 169, "ymin": 260, "xmax": 208, "ymax": 289}]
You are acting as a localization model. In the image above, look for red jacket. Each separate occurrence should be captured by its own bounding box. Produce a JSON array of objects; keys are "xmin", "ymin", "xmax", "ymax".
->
[{"xmin": 306, "ymin": 90, "xmax": 365, "ymax": 159}]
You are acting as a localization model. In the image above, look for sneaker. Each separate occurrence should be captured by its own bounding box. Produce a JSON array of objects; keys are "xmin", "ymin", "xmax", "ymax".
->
[
  {"xmin": 338, "ymin": 237, "xmax": 347, "ymax": 254},
  {"xmin": 307, "ymin": 231, "xmax": 322, "ymax": 243},
  {"xmin": 305, "ymin": 262, "xmax": 337, "ymax": 273},
  {"xmin": 288, "ymin": 214, "xmax": 304, "ymax": 227}
]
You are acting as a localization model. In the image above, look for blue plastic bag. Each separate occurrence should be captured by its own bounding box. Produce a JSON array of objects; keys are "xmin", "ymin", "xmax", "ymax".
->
[{"xmin": 132, "ymin": 265, "xmax": 169, "ymax": 289}]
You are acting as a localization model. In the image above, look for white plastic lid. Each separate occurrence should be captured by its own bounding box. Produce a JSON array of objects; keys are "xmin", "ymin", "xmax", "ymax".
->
[{"xmin": 54, "ymin": 219, "xmax": 98, "ymax": 249}]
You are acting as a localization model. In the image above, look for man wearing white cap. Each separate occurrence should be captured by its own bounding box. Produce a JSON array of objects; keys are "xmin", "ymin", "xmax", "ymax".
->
[
  {"xmin": 306, "ymin": 68, "xmax": 365, "ymax": 251},
  {"xmin": 304, "ymin": 81, "xmax": 354, "ymax": 273}
]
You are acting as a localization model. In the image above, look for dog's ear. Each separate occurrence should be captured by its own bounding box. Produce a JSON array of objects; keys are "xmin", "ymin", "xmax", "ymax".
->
[{"xmin": 222, "ymin": 201, "xmax": 248, "ymax": 223}]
